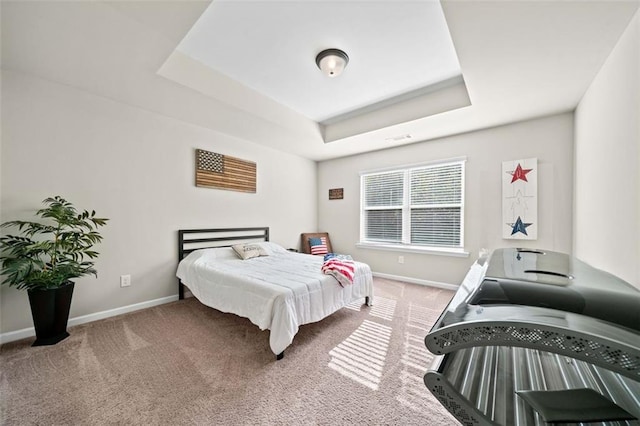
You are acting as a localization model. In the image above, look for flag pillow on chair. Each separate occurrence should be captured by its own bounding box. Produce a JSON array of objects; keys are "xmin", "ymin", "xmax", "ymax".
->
[{"xmin": 309, "ymin": 237, "xmax": 328, "ymax": 255}]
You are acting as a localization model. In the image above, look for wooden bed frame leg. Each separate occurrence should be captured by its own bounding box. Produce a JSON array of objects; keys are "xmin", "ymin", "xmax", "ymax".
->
[
  {"xmin": 276, "ymin": 352, "xmax": 284, "ymax": 360},
  {"xmin": 365, "ymin": 296, "xmax": 371, "ymax": 306}
]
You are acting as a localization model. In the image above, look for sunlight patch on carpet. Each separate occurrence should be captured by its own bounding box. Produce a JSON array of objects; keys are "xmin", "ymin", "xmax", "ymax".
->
[
  {"xmin": 369, "ymin": 297, "xmax": 397, "ymax": 321},
  {"xmin": 396, "ymin": 329, "xmax": 436, "ymax": 414},
  {"xmin": 396, "ymin": 302, "xmax": 442, "ymax": 414},
  {"xmin": 344, "ymin": 298, "xmax": 365, "ymax": 311},
  {"xmin": 328, "ymin": 320, "xmax": 392, "ymax": 390},
  {"xmin": 405, "ymin": 303, "xmax": 441, "ymax": 331}
]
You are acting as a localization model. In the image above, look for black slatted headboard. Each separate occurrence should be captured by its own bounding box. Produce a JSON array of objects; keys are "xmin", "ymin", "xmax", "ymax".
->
[{"xmin": 177, "ymin": 227, "xmax": 269, "ymax": 299}]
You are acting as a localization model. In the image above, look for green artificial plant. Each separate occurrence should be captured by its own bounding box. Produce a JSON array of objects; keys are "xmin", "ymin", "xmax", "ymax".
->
[{"xmin": 0, "ymin": 196, "xmax": 108, "ymax": 290}]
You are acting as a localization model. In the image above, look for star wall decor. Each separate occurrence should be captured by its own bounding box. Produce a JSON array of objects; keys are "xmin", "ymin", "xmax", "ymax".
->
[
  {"xmin": 502, "ymin": 158, "xmax": 537, "ymax": 240},
  {"xmin": 510, "ymin": 163, "xmax": 533, "ymax": 183},
  {"xmin": 509, "ymin": 216, "xmax": 532, "ymax": 236}
]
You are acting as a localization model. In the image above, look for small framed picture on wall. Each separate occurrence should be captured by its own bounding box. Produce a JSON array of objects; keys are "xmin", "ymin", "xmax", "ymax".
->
[{"xmin": 329, "ymin": 188, "xmax": 344, "ymax": 200}]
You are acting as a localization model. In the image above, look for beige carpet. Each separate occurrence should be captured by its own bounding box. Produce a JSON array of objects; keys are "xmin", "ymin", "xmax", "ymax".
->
[{"xmin": 1, "ymin": 278, "xmax": 457, "ymax": 425}]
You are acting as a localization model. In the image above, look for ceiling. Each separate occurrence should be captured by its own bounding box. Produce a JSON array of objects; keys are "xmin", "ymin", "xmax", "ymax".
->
[
  {"xmin": 176, "ymin": 1, "xmax": 463, "ymax": 123},
  {"xmin": 2, "ymin": 1, "xmax": 639, "ymax": 161}
]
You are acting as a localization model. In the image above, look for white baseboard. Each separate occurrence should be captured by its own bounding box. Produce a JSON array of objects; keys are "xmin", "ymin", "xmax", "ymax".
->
[
  {"xmin": 373, "ymin": 272, "xmax": 459, "ymax": 291},
  {"xmin": 1, "ymin": 275, "xmax": 455, "ymax": 344},
  {"xmin": 0, "ymin": 294, "xmax": 179, "ymax": 345}
]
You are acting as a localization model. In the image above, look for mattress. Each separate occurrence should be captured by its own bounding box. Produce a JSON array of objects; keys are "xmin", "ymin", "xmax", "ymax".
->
[{"xmin": 176, "ymin": 242, "xmax": 374, "ymax": 355}]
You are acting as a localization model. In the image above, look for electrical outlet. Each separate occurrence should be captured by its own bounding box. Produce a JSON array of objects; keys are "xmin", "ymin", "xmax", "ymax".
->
[
  {"xmin": 120, "ymin": 274, "xmax": 131, "ymax": 287},
  {"xmin": 398, "ymin": 255, "xmax": 404, "ymax": 264}
]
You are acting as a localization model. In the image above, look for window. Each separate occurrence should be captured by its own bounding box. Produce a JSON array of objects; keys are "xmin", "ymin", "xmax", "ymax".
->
[{"xmin": 360, "ymin": 159, "xmax": 465, "ymax": 251}]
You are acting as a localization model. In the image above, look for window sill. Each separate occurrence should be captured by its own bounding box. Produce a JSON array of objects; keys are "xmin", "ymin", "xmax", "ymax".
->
[{"xmin": 355, "ymin": 242, "xmax": 469, "ymax": 258}]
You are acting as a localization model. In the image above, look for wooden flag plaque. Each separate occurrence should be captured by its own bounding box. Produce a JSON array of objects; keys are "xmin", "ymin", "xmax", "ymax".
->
[{"xmin": 195, "ymin": 149, "xmax": 256, "ymax": 193}]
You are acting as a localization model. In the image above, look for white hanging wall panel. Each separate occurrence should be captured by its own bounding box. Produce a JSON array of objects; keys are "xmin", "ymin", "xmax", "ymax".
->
[{"xmin": 502, "ymin": 158, "xmax": 538, "ymax": 240}]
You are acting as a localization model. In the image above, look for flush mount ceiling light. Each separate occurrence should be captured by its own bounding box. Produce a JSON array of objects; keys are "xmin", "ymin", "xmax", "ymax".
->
[{"xmin": 315, "ymin": 48, "xmax": 349, "ymax": 78}]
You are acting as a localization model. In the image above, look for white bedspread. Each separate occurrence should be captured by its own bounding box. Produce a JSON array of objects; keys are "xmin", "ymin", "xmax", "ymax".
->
[{"xmin": 176, "ymin": 243, "xmax": 374, "ymax": 355}]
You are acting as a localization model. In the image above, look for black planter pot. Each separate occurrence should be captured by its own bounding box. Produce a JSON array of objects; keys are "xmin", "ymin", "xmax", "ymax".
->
[{"xmin": 27, "ymin": 281, "xmax": 75, "ymax": 346}]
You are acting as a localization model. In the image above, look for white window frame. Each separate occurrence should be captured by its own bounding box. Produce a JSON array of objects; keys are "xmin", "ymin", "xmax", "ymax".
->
[{"xmin": 358, "ymin": 157, "xmax": 468, "ymax": 257}]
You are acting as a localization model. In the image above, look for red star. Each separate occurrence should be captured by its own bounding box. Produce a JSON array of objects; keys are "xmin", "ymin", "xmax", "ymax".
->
[{"xmin": 510, "ymin": 163, "xmax": 533, "ymax": 183}]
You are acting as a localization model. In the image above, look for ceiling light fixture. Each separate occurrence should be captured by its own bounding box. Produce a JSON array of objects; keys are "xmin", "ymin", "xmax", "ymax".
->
[{"xmin": 315, "ymin": 48, "xmax": 349, "ymax": 78}]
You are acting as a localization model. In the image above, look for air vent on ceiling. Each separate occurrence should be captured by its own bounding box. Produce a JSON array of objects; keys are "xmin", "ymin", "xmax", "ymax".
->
[{"xmin": 385, "ymin": 134, "xmax": 412, "ymax": 142}]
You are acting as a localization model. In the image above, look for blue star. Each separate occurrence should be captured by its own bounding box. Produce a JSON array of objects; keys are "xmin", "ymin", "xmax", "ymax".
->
[{"xmin": 510, "ymin": 216, "xmax": 532, "ymax": 236}]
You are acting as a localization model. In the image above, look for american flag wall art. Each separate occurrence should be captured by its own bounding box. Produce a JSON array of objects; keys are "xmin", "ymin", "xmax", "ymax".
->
[{"xmin": 195, "ymin": 149, "xmax": 256, "ymax": 193}]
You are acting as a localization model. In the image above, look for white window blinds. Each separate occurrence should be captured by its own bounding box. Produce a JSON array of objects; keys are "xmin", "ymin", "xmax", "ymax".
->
[
  {"xmin": 361, "ymin": 160, "xmax": 464, "ymax": 248},
  {"xmin": 362, "ymin": 171, "xmax": 403, "ymax": 243}
]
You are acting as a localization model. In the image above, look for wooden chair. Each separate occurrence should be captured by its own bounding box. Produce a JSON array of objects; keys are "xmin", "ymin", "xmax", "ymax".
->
[{"xmin": 300, "ymin": 232, "xmax": 333, "ymax": 254}]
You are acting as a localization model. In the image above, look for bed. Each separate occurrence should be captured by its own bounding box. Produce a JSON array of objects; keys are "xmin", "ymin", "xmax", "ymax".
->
[{"xmin": 176, "ymin": 227, "xmax": 374, "ymax": 359}]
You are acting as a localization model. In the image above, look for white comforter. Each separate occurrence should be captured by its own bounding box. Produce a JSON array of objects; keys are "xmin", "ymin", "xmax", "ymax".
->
[{"xmin": 176, "ymin": 243, "xmax": 374, "ymax": 355}]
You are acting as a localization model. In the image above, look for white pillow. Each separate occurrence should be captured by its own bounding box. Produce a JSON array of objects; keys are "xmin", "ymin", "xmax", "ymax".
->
[
  {"xmin": 255, "ymin": 242, "xmax": 287, "ymax": 255},
  {"xmin": 212, "ymin": 247, "xmax": 239, "ymax": 260},
  {"xmin": 193, "ymin": 247, "xmax": 238, "ymax": 261}
]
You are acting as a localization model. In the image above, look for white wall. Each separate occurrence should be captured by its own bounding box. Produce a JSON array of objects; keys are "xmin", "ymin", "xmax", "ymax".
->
[
  {"xmin": 0, "ymin": 71, "xmax": 317, "ymax": 333},
  {"xmin": 318, "ymin": 114, "xmax": 574, "ymax": 286},
  {"xmin": 574, "ymin": 11, "xmax": 640, "ymax": 288}
]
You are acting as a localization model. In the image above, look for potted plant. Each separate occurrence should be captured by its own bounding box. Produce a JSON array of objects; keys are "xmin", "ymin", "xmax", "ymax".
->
[{"xmin": 0, "ymin": 196, "xmax": 108, "ymax": 346}]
